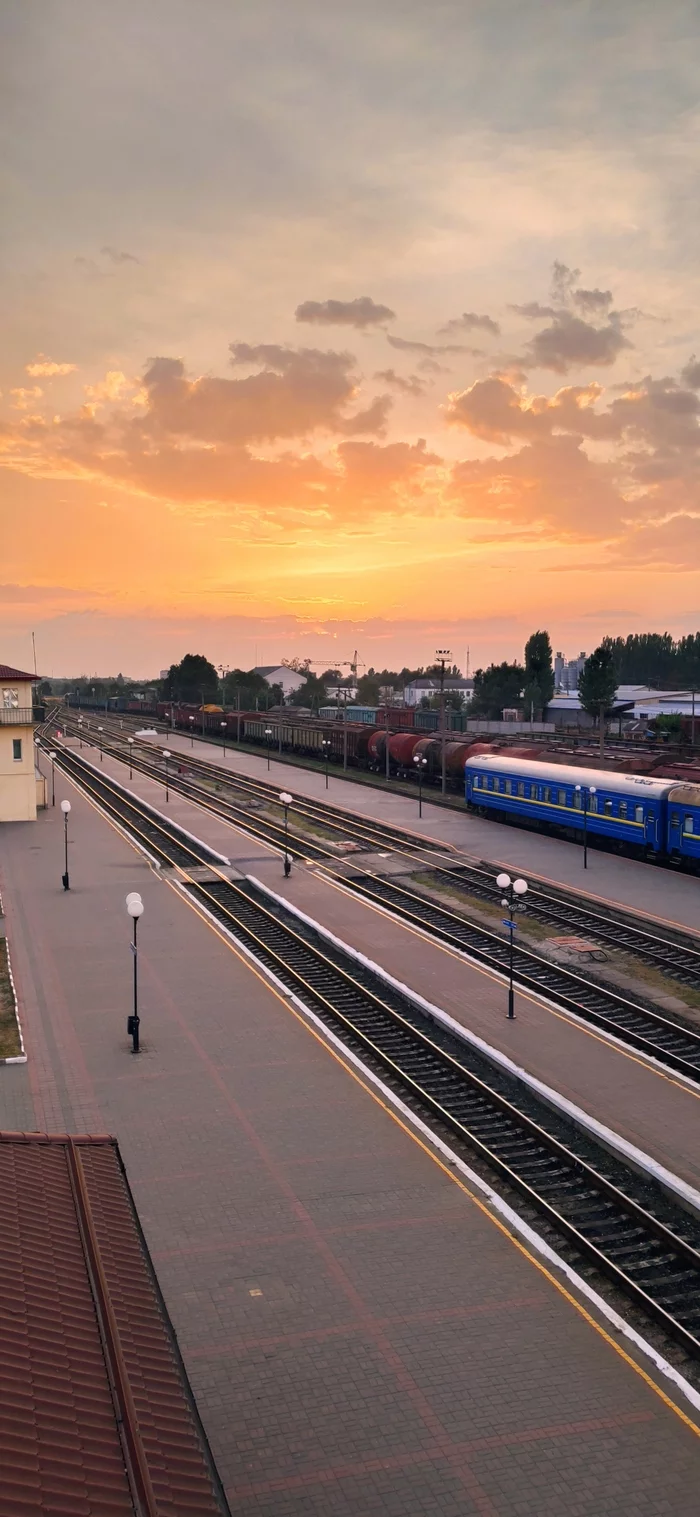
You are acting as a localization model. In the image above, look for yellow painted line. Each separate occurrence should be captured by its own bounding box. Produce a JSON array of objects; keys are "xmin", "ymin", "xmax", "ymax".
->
[{"xmin": 314, "ymin": 867, "xmax": 700, "ymax": 1104}]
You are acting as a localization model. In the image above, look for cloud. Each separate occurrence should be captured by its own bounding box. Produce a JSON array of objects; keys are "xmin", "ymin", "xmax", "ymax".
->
[
  {"xmin": 0, "ymin": 583, "xmax": 104, "ymax": 604},
  {"xmin": 449, "ymin": 433, "xmax": 628, "ymax": 537},
  {"xmin": 374, "ymin": 368, "xmax": 426, "ymax": 395},
  {"xmin": 510, "ymin": 302, "xmax": 557, "ymax": 320},
  {"xmin": 438, "ymin": 311, "xmax": 500, "ymax": 337},
  {"xmin": 336, "ymin": 438, "xmax": 440, "ymax": 501},
  {"xmin": 295, "ymin": 296, "xmax": 396, "ymax": 328},
  {"xmin": 10, "ymin": 386, "xmax": 43, "ymax": 410},
  {"xmin": 101, "ymin": 246, "xmax": 140, "ymax": 264},
  {"xmin": 25, "ymin": 356, "xmax": 77, "ymax": 378},
  {"xmin": 572, "ymin": 286, "xmax": 613, "ymax": 314},
  {"xmin": 524, "ymin": 311, "xmax": 631, "ymax": 373},
  {"xmin": 681, "ymin": 356, "xmax": 700, "ymax": 389},
  {"xmin": 387, "ymin": 334, "xmax": 473, "ymax": 356},
  {"xmin": 445, "ymin": 376, "xmax": 613, "ymax": 443}
]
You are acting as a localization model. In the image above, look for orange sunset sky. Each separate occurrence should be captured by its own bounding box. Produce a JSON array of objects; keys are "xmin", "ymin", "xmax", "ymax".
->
[{"xmin": 2, "ymin": 1, "xmax": 700, "ymax": 677}]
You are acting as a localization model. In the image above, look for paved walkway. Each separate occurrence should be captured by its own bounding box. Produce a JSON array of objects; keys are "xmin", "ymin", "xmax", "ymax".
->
[
  {"xmin": 50, "ymin": 739, "xmax": 700, "ymax": 1189},
  {"xmin": 132, "ymin": 730, "xmax": 700, "ymax": 935},
  {"xmin": 2, "ymin": 785, "xmax": 700, "ymax": 1512}
]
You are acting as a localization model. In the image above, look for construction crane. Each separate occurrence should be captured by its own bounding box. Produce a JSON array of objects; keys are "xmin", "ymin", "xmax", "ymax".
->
[{"xmin": 281, "ymin": 650, "xmax": 366, "ymax": 689}]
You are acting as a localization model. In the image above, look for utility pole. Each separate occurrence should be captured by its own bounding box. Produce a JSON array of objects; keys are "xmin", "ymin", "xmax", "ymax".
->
[{"xmin": 436, "ymin": 648, "xmax": 452, "ymax": 797}]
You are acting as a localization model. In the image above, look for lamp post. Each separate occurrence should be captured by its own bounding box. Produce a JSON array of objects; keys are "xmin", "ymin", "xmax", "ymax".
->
[
  {"xmin": 436, "ymin": 648, "xmax": 452, "ymax": 797},
  {"xmin": 496, "ymin": 872, "xmax": 528, "ymax": 1019},
  {"xmin": 280, "ymin": 790, "xmax": 293, "ymax": 876},
  {"xmin": 98, "ymin": 725, "xmax": 104, "ymax": 762},
  {"xmin": 574, "ymin": 783, "xmax": 596, "ymax": 869},
  {"xmin": 60, "ymin": 799, "xmax": 71, "ymax": 890},
  {"xmin": 321, "ymin": 738, "xmax": 330, "ymax": 788},
  {"xmin": 265, "ymin": 726, "xmax": 272, "ymax": 770},
  {"xmin": 163, "ymin": 748, "xmax": 171, "ymax": 802},
  {"xmin": 189, "ymin": 715, "xmax": 195, "ymax": 747},
  {"xmin": 49, "ymin": 750, "xmax": 57, "ymax": 806},
  {"xmin": 78, "ymin": 716, "xmax": 83, "ymax": 748},
  {"xmin": 220, "ymin": 720, "xmax": 227, "ymax": 757},
  {"xmin": 414, "ymin": 753, "xmax": 428, "ymax": 818},
  {"xmin": 125, "ymin": 893, "xmax": 144, "ymax": 1052}
]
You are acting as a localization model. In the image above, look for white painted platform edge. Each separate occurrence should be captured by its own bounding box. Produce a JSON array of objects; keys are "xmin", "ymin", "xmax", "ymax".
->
[
  {"xmin": 54, "ymin": 741, "xmax": 231, "ymax": 865},
  {"xmin": 0, "ymin": 934, "xmax": 27, "ymax": 1065},
  {"xmin": 176, "ymin": 875, "xmax": 700, "ymax": 1418},
  {"xmin": 314, "ymin": 866, "xmax": 700, "ymax": 1098},
  {"xmin": 249, "ymin": 873, "xmax": 700, "ymax": 1219}
]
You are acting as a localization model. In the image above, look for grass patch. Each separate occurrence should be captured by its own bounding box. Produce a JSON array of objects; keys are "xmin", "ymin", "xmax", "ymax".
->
[{"xmin": 0, "ymin": 937, "xmax": 22, "ymax": 1059}]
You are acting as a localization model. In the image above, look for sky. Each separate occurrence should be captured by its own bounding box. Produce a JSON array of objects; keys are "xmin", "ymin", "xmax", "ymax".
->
[{"xmin": 1, "ymin": 0, "xmax": 700, "ymax": 679}]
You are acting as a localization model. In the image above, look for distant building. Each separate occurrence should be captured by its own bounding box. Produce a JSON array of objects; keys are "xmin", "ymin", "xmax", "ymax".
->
[
  {"xmin": 251, "ymin": 665, "xmax": 306, "ymax": 700},
  {"xmin": 0, "ymin": 664, "xmax": 41, "ymax": 822},
  {"xmin": 554, "ymin": 651, "xmax": 587, "ymax": 691},
  {"xmin": 403, "ymin": 677, "xmax": 473, "ymax": 707}
]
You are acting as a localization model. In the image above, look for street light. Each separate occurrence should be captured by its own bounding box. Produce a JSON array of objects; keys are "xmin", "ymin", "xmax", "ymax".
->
[
  {"xmin": 265, "ymin": 726, "xmax": 272, "ymax": 770},
  {"xmin": 321, "ymin": 738, "xmax": 330, "ymax": 788},
  {"xmin": 49, "ymin": 750, "xmax": 57, "ymax": 806},
  {"xmin": 126, "ymin": 893, "xmax": 144, "ymax": 1052},
  {"xmin": 435, "ymin": 647, "xmax": 452, "ymax": 797},
  {"xmin": 280, "ymin": 791, "xmax": 293, "ymax": 876},
  {"xmin": 78, "ymin": 716, "xmax": 83, "ymax": 748},
  {"xmin": 414, "ymin": 752, "xmax": 428, "ymax": 818},
  {"xmin": 189, "ymin": 715, "xmax": 195, "ymax": 747},
  {"xmin": 575, "ymin": 784, "xmax": 597, "ymax": 870},
  {"xmin": 496, "ymin": 872, "xmax": 528, "ymax": 1020},
  {"xmin": 220, "ymin": 720, "xmax": 227, "ymax": 757},
  {"xmin": 98, "ymin": 725, "xmax": 104, "ymax": 762},
  {"xmin": 127, "ymin": 737, "xmax": 134, "ymax": 778},
  {"xmin": 60, "ymin": 799, "xmax": 71, "ymax": 890},
  {"xmin": 163, "ymin": 748, "xmax": 171, "ymax": 802}
]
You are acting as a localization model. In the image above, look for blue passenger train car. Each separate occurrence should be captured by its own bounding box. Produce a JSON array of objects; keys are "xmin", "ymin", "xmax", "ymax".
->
[
  {"xmin": 666, "ymin": 784, "xmax": 700, "ymax": 865},
  {"xmin": 465, "ymin": 755, "xmax": 671, "ymax": 859}
]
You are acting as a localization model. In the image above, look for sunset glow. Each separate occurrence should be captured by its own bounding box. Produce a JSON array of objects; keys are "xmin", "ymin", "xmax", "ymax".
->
[{"xmin": 2, "ymin": 3, "xmax": 700, "ymax": 674}]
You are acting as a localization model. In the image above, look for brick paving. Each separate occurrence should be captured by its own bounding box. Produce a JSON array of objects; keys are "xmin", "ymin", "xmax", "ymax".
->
[
  {"xmin": 138, "ymin": 728, "xmax": 700, "ymax": 934},
  {"xmin": 2, "ymin": 784, "xmax": 700, "ymax": 1512}
]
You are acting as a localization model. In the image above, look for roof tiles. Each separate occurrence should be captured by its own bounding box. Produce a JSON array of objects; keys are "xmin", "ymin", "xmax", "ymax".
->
[{"xmin": 0, "ymin": 1132, "xmax": 230, "ymax": 1517}]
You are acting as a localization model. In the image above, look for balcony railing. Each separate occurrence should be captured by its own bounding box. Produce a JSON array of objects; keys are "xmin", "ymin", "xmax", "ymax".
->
[{"xmin": 0, "ymin": 707, "xmax": 35, "ymax": 725}]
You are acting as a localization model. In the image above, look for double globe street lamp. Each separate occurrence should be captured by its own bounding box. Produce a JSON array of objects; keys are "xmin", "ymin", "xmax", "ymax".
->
[
  {"xmin": 265, "ymin": 727, "xmax": 272, "ymax": 770},
  {"xmin": 413, "ymin": 752, "xmax": 428, "ymax": 818},
  {"xmin": 280, "ymin": 791, "xmax": 293, "ymax": 876},
  {"xmin": 125, "ymin": 892, "xmax": 144, "ymax": 1052},
  {"xmin": 163, "ymin": 749, "xmax": 171, "ymax": 802},
  {"xmin": 60, "ymin": 799, "xmax": 71, "ymax": 890},
  {"xmin": 575, "ymin": 783, "xmax": 597, "ymax": 870},
  {"xmin": 49, "ymin": 750, "xmax": 57, "ymax": 806},
  {"xmin": 496, "ymin": 872, "xmax": 528, "ymax": 1020},
  {"xmin": 127, "ymin": 737, "xmax": 134, "ymax": 779}
]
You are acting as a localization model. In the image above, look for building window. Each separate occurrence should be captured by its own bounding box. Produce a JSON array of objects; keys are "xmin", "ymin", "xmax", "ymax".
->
[
  {"xmin": 2, "ymin": 687, "xmax": 19, "ymax": 710},
  {"xmin": 635, "ymin": 806, "xmax": 644, "ymax": 823},
  {"xmin": 12, "ymin": 739, "xmax": 22, "ymax": 761}
]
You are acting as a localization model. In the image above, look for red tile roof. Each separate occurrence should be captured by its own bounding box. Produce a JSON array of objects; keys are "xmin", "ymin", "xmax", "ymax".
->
[
  {"xmin": 0, "ymin": 1132, "xmax": 230, "ymax": 1517},
  {"xmin": 0, "ymin": 665, "xmax": 40, "ymax": 682}
]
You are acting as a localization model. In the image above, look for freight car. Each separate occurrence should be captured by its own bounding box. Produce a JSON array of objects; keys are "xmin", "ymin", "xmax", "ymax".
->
[{"xmin": 465, "ymin": 754, "xmax": 700, "ymax": 867}]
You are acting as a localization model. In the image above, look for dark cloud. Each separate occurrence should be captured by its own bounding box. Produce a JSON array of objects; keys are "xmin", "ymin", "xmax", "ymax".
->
[
  {"xmin": 550, "ymin": 260, "xmax": 579, "ymax": 303},
  {"xmin": 524, "ymin": 310, "xmax": 632, "ymax": 373},
  {"xmin": 438, "ymin": 311, "xmax": 500, "ymax": 337},
  {"xmin": 374, "ymin": 368, "xmax": 426, "ymax": 395},
  {"xmin": 509, "ymin": 302, "xmax": 557, "ymax": 320},
  {"xmin": 416, "ymin": 356, "xmax": 451, "ymax": 374},
  {"xmin": 445, "ymin": 376, "xmax": 616, "ymax": 443},
  {"xmin": 572, "ymin": 286, "xmax": 613, "ymax": 314},
  {"xmin": 681, "ymin": 356, "xmax": 700, "ymax": 389},
  {"xmin": 387, "ymin": 334, "xmax": 473, "ymax": 356},
  {"xmin": 295, "ymin": 296, "xmax": 396, "ymax": 328},
  {"xmin": 101, "ymin": 246, "xmax": 141, "ymax": 264}
]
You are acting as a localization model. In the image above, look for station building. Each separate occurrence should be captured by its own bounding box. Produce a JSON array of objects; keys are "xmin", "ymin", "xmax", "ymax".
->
[{"xmin": 0, "ymin": 663, "xmax": 42, "ymax": 822}]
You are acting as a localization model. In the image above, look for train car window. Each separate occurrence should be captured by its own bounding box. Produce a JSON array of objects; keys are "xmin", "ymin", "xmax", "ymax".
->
[
  {"xmin": 604, "ymin": 799, "xmax": 613, "ymax": 815},
  {"xmin": 671, "ymin": 812, "xmax": 680, "ymax": 828},
  {"xmin": 505, "ymin": 779, "xmax": 512, "ymax": 794},
  {"xmin": 543, "ymin": 786, "xmax": 550, "ymax": 802},
  {"xmin": 558, "ymin": 789, "xmax": 566, "ymax": 806},
  {"xmin": 589, "ymin": 794, "xmax": 598, "ymax": 811},
  {"xmin": 635, "ymin": 806, "xmax": 643, "ymax": 823},
  {"xmin": 619, "ymin": 801, "xmax": 627, "ymax": 819},
  {"xmin": 684, "ymin": 815, "xmax": 694, "ymax": 834},
  {"xmin": 573, "ymin": 792, "xmax": 582, "ymax": 809},
  {"xmin": 518, "ymin": 781, "xmax": 525, "ymax": 797}
]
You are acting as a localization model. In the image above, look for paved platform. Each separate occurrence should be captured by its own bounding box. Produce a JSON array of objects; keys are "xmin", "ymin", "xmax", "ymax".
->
[
  {"xmin": 134, "ymin": 730, "xmax": 700, "ymax": 935},
  {"xmin": 51, "ymin": 739, "xmax": 700, "ymax": 1190},
  {"xmin": 2, "ymin": 786, "xmax": 700, "ymax": 1511}
]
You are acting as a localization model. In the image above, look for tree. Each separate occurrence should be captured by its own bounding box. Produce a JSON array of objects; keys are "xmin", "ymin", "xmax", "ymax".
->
[
  {"xmin": 223, "ymin": 669, "xmax": 283, "ymax": 708},
  {"xmin": 523, "ymin": 630, "xmax": 554, "ymax": 715},
  {"xmin": 161, "ymin": 654, "xmax": 219, "ymax": 704},
  {"xmin": 293, "ymin": 672, "xmax": 330, "ymax": 710},
  {"xmin": 356, "ymin": 673, "xmax": 381, "ymax": 705},
  {"xmin": 578, "ymin": 644, "xmax": 617, "ymax": 720},
  {"xmin": 37, "ymin": 680, "xmax": 53, "ymax": 697},
  {"xmin": 469, "ymin": 662, "xmax": 525, "ymax": 719}
]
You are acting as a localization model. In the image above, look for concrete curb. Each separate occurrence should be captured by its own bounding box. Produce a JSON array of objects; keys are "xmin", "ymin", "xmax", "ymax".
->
[{"xmin": 0, "ymin": 934, "xmax": 27, "ymax": 1066}]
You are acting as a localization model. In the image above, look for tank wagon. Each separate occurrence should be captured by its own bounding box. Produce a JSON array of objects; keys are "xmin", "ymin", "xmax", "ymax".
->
[{"xmin": 466, "ymin": 754, "xmax": 700, "ymax": 868}]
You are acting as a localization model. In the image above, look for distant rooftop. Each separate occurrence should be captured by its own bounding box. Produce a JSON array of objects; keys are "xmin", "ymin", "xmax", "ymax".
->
[{"xmin": 0, "ymin": 664, "xmax": 40, "ymax": 681}]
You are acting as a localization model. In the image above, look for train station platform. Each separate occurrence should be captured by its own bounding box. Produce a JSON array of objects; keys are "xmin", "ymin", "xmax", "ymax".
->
[
  {"xmin": 2, "ymin": 775, "xmax": 700, "ymax": 1512},
  {"xmin": 54, "ymin": 736, "xmax": 700, "ymax": 1191},
  {"xmin": 133, "ymin": 729, "xmax": 700, "ymax": 936}
]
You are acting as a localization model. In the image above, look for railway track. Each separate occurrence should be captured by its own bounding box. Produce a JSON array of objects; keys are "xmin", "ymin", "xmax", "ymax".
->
[
  {"xmin": 58, "ymin": 715, "xmax": 700, "ymax": 994},
  {"xmin": 45, "ymin": 743, "xmax": 700, "ymax": 1365}
]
